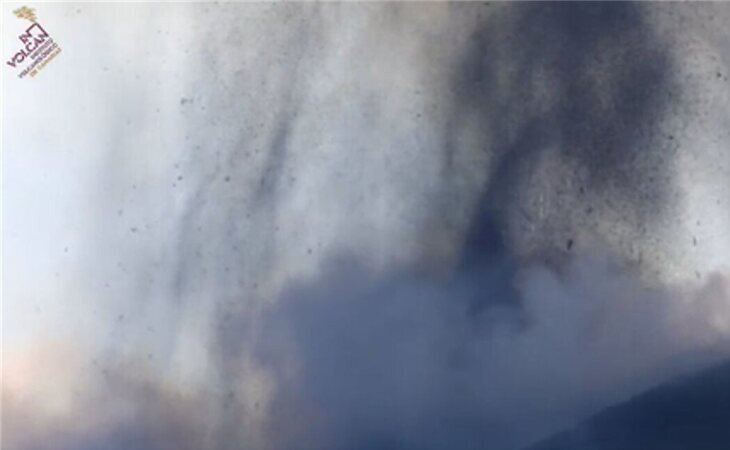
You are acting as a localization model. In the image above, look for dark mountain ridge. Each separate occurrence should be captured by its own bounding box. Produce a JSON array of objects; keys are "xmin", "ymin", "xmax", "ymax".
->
[{"xmin": 524, "ymin": 359, "xmax": 730, "ymax": 450}]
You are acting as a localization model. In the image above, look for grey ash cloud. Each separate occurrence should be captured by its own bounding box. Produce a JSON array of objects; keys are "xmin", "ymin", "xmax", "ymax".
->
[{"xmin": 4, "ymin": 3, "xmax": 730, "ymax": 450}]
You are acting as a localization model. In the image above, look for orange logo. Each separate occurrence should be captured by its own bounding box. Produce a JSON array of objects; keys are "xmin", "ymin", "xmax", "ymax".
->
[{"xmin": 13, "ymin": 6, "xmax": 37, "ymax": 22}]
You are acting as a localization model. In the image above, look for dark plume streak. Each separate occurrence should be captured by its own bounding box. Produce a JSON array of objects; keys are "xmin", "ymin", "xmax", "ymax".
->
[{"xmin": 438, "ymin": 3, "xmax": 676, "ymax": 282}]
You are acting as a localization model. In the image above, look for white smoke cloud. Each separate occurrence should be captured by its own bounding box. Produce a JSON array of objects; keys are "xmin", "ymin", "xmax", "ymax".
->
[
  {"xmin": 5, "ymin": 254, "xmax": 729, "ymax": 450},
  {"xmin": 254, "ymin": 254, "xmax": 730, "ymax": 450}
]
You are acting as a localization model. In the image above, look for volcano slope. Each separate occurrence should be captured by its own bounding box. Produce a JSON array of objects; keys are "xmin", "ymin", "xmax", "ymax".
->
[{"xmin": 524, "ymin": 359, "xmax": 730, "ymax": 450}]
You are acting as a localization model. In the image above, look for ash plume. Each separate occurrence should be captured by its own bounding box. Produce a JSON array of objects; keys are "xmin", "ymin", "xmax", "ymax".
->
[{"xmin": 3, "ymin": 3, "xmax": 729, "ymax": 450}]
